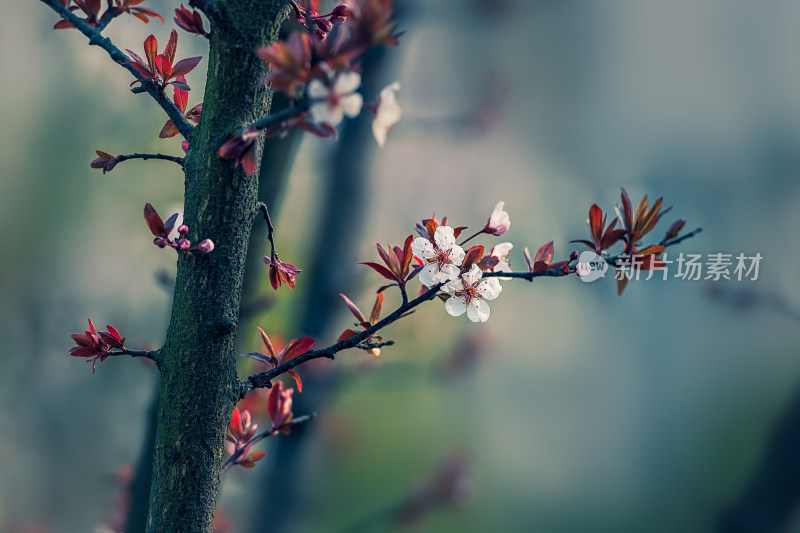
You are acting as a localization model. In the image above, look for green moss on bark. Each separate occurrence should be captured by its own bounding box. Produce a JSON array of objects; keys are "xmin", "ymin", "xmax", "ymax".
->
[{"xmin": 146, "ymin": 2, "xmax": 287, "ymax": 531}]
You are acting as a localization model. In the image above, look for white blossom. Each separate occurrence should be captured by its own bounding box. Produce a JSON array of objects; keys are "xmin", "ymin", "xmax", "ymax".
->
[
  {"xmin": 307, "ymin": 71, "xmax": 363, "ymax": 126},
  {"xmin": 411, "ymin": 225, "xmax": 465, "ymax": 286},
  {"xmin": 443, "ymin": 264, "xmax": 502, "ymax": 323},
  {"xmin": 372, "ymin": 81, "xmax": 402, "ymax": 146}
]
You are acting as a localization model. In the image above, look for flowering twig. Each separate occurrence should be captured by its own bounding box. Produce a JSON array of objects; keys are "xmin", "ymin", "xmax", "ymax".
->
[
  {"xmin": 220, "ymin": 413, "xmax": 315, "ymax": 474},
  {"xmin": 242, "ymin": 225, "xmax": 703, "ymax": 396},
  {"xmin": 39, "ymin": 0, "xmax": 195, "ymax": 139}
]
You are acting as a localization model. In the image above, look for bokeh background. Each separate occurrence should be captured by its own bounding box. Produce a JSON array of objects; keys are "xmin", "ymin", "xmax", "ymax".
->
[{"xmin": 2, "ymin": 0, "xmax": 800, "ymax": 531}]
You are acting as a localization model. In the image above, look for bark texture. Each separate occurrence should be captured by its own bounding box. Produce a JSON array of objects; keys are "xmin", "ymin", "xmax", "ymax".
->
[{"xmin": 147, "ymin": 2, "xmax": 287, "ymax": 531}]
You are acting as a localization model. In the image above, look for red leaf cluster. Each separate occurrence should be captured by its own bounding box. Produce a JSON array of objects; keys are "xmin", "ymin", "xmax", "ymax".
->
[
  {"xmin": 241, "ymin": 328, "xmax": 314, "ymax": 392},
  {"xmin": 174, "ymin": 4, "xmax": 208, "ymax": 37},
  {"xmin": 125, "ymin": 30, "xmax": 202, "ymax": 89},
  {"xmin": 69, "ymin": 318, "xmax": 126, "ymax": 372},
  {"xmin": 337, "ymin": 293, "xmax": 385, "ymax": 356},
  {"xmin": 54, "ymin": 0, "xmax": 163, "ymax": 29},
  {"xmin": 159, "ymin": 76, "xmax": 202, "ymax": 138},
  {"xmin": 360, "ymin": 236, "xmax": 416, "ymax": 292},
  {"xmin": 143, "ymin": 203, "xmax": 214, "ymax": 254},
  {"xmin": 226, "ymin": 407, "xmax": 265, "ymax": 468}
]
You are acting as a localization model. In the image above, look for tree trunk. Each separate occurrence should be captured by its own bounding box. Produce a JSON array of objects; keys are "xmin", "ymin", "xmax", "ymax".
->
[{"xmin": 147, "ymin": 2, "xmax": 287, "ymax": 531}]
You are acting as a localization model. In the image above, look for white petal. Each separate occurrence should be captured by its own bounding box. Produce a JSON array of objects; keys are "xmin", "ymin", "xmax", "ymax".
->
[
  {"xmin": 449, "ymin": 244, "xmax": 466, "ymax": 266},
  {"xmin": 434, "ymin": 225, "xmax": 456, "ymax": 250},
  {"xmin": 437, "ymin": 263, "xmax": 461, "ymax": 283},
  {"xmin": 379, "ymin": 81, "xmax": 401, "ymax": 101},
  {"xmin": 418, "ymin": 264, "xmax": 439, "ymax": 287},
  {"xmin": 411, "ymin": 237, "xmax": 435, "ymax": 260},
  {"xmin": 310, "ymin": 102, "xmax": 344, "ymax": 126},
  {"xmin": 442, "ymin": 279, "xmax": 462, "ymax": 294},
  {"xmin": 477, "ymin": 278, "xmax": 502, "ymax": 300},
  {"xmin": 372, "ymin": 120, "xmax": 389, "ymax": 147},
  {"xmin": 334, "ymin": 71, "xmax": 361, "ymax": 94},
  {"xmin": 466, "ymin": 299, "xmax": 490, "ymax": 322},
  {"xmin": 463, "ymin": 264, "xmax": 483, "ymax": 285},
  {"xmin": 445, "ymin": 296, "xmax": 467, "ymax": 317},
  {"xmin": 495, "ymin": 261, "xmax": 512, "ymax": 273},
  {"xmin": 490, "ymin": 242, "xmax": 513, "ymax": 259},
  {"xmin": 307, "ymin": 79, "xmax": 329, "ymax": 100},
  {"xmin": 341, "ymin": 92, "xmax": 363, "ymax": 117}
]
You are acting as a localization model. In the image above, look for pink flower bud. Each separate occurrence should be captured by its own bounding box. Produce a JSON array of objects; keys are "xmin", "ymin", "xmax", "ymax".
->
[
  {"xmin": 177, "ymin": 238, "xmax": 191, "ymax": 250},
  {"xmin": 330, "ymin": 4, "xmax": 348, "ymax": 18},
  {"xmin": 312, "ymin": 28, "xmax": 326, "ymax": 41},
  {"xmin": 177, "ymin": 224, "xmax": 189, "ymax": 235},
  {"xmin": 155, "ymin": 238, "xmax": 168, "ymax": 248},
  {"xmin": 197, "ymin": 239, "xmax": 214, "ymax": 253},
  {"xmin": 315, "ymin": 17, "xmax": 332, "ymax": 32},
  {"xmin": 483, "ymin": 201, "xmax": 510, "ymax": 236},
  {"xmin": 570, "ymin": 250, "xmax": 579, "ymax": 261}
]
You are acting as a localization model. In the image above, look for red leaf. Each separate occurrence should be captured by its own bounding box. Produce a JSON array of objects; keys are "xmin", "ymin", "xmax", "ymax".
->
[
  {"xmin": 258, "ymin": 327, "xmax": 276, "ymax": 358},
  {"xmin": 534, "ymin": 241, "xmax": 554, "ymax": 266},
  {"xmin": 339, "ymin": 293, "xmax": 366, "ymax": 323},
  {"xmin": 163, "ymin": 29, "xmax": 178, "ymax": 64},
  {"xmin": 229, "ymin": 407, "xmax": 242, "ymax": 437},
  {"xmin": 170, "ymin": 56, "xmax": 203, "ymax": 78},
  {"xmin": 588, "ymin": 205, "xmax": 603, "ymax": 241},
  {"xmin": 286, "ymin": 370, "xmax": 303, "ymax": 392},
  {"xmin": 360, "ymin": 262, "xmax": 397, "ymax": 282},
  {"xmin": 143, "ymin": 203, "xmax": 167, "ymax": 237},
  {"xmin": 337, "ymin": 329, "xmax": 360, "ymax": 342},
  {"xmin": 156, "ymin": 54, "xmax": 172, "ymax": 79},
  {"xmin": 281, "ymin": 337, "xmax": 315, "ymax": 363},
  {"xmin": 143, "ymin": 34, "xmax": 158, "ymax": 71}
]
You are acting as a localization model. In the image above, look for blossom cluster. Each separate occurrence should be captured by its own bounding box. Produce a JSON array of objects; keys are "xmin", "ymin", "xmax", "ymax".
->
[{"xmin": 220, "ymin": 0, "xmax": 405, "ymax": 175}]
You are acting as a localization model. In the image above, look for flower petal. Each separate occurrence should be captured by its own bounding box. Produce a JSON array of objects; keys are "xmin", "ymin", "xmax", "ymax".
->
[
  {"xmin": 445, "ymin": 296, "xmax": 467, "ymax": 317},
  {"xmin": 466, "ymin": 299, "xmax": 490, "ymax": 322},
  {"xmin": 340, "ymin": 92, "xmax": 363, "ymax": 118},
  {"xmin": 449, "ymin": 244, "xmax": 466, "ymax": 266},
  {"xmin": 411, "ymin": 237, "xmax": 435, "ymax": 260},
  {"xmin": 418, "ymin": 264, "xmax": 439, "ymax": 287},
  {"xmin": 307, "ymin": 79, "xmax": 329, "ymax": 99},
  {"xmin": 334, "ymin": 71, "xmax": 361, "ymax": 94},
  {"xmin": 463, "ymin": 264, "xmax": 483, "ymax": 285},
  {"xmin": 477, "ymin": 278, "xmax": 502, "ymax": 300},
  {"xmin": 310, "ymin": 102, "xmax": 343, "ymax": 125},
  {"xmin": 433, "ymin": 225, "xmax": 456, "ymax": 250}
]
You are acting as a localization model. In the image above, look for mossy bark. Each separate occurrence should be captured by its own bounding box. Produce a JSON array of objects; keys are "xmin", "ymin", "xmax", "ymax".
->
[{"xmin": 147, "ymin": 2, "xmax": 287, "ymax": 531}]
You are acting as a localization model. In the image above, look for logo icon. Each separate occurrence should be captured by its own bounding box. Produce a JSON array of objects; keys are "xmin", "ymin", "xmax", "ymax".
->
[{"xmin": 576, "ymin": 251, "xmax": 608, "ymax": 283}]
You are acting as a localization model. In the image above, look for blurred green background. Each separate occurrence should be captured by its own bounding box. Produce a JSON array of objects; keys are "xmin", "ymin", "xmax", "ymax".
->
[{"xmin": 2, "ymin": 0, "xmax": 800, "ymax": 532}]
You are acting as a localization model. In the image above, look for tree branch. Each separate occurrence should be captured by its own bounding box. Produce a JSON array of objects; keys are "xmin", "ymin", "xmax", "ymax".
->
[
  {"xmin": 242, "ymin": 226, "xmax": 704, "ymax": 396},
  {"xmin": 249, "ymin": 102, "xmax": 310, "ymax": 132},
  {"xmin": 39, "ymin": 0, "xmax": 195, "ymax": 139},
  {"xmin": 220, "ymin": 413, "xmax": 315, "ymax": 474},
  {"xmin": 115, "ymin": 152, "xmax": 185, "ymax": 167},
  {"xmin": 107, "ymin": 348, "xmax": 161, "ymax": 364}
]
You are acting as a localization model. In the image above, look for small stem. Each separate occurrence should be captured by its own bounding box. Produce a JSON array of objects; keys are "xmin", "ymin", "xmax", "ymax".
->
[
  {"xmin": 249, "ymin": 102, "xmax": 310, "ymax": 132},
  {"xmin": 115, "ymin": 153, "xmax": 185, "ymax": 167},
  {"xmin": 95, "ymin": 6, "xmax": 123, "ymax": 32},
  {"xmin": 661, "ymin": 227, "xmax": 703, "ymax": 247},
  {"xmin": 107, "ymin": 348, "xmax": 161, "ymax": 363},
  {"xmin": 257, "ymin": 202, "xmax": 277, "ymax": 257},
  {"xmin": 221, "ymin": 413, "xmax": 315, "ymax": 474},
  {"xmin": 458, "ymin": 229, "xmax": 485, "ymax": 247}
]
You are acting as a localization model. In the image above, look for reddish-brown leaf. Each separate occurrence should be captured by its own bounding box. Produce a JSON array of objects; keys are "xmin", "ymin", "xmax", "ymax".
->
[
  {"xmin": 143, "ymin": 203, "xmax": 166, "ymax": 237},
  {"xmin": 360, "ymin": 261, "xmax": 397, "ymax": 282},
  {"xmin": 286, "ymin": 370, "xmax": 303, "ymax": 392},
  {"xmin": 281, "ymin": 337, "xmax": 315, "ymax": 363}
]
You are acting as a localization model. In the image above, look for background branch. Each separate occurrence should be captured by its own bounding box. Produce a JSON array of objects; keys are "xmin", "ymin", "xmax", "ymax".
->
[{"xmin": 39, "ymin": 0, "xmax": 195, "ymax": 139}]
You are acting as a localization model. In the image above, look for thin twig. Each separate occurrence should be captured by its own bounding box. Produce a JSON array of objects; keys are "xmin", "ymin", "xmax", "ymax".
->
[
  {"xmin": 115, "ymin": 153, "xmax": 185, "ymax": 166},
  {"xmin": 241, "ymin": 226, "xmax": 703, "ymax": 396},
  {"xmin": 107, "ymin": 349, "xmax": 161, "ymax": 364},
  {"xmin": 221, "ymin": 413, "xmax": 315, "ymax": 474},
  {"xmin": 39, "ymin": 0, "xmax": 195, "ymax": 139},
  {"xmin": 250, "ymin": 102, "xmax": 310, "ymax": 132},
  {"xmin": 257, "ymin": 202, "xmax": 278, "ymax": 257}
]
